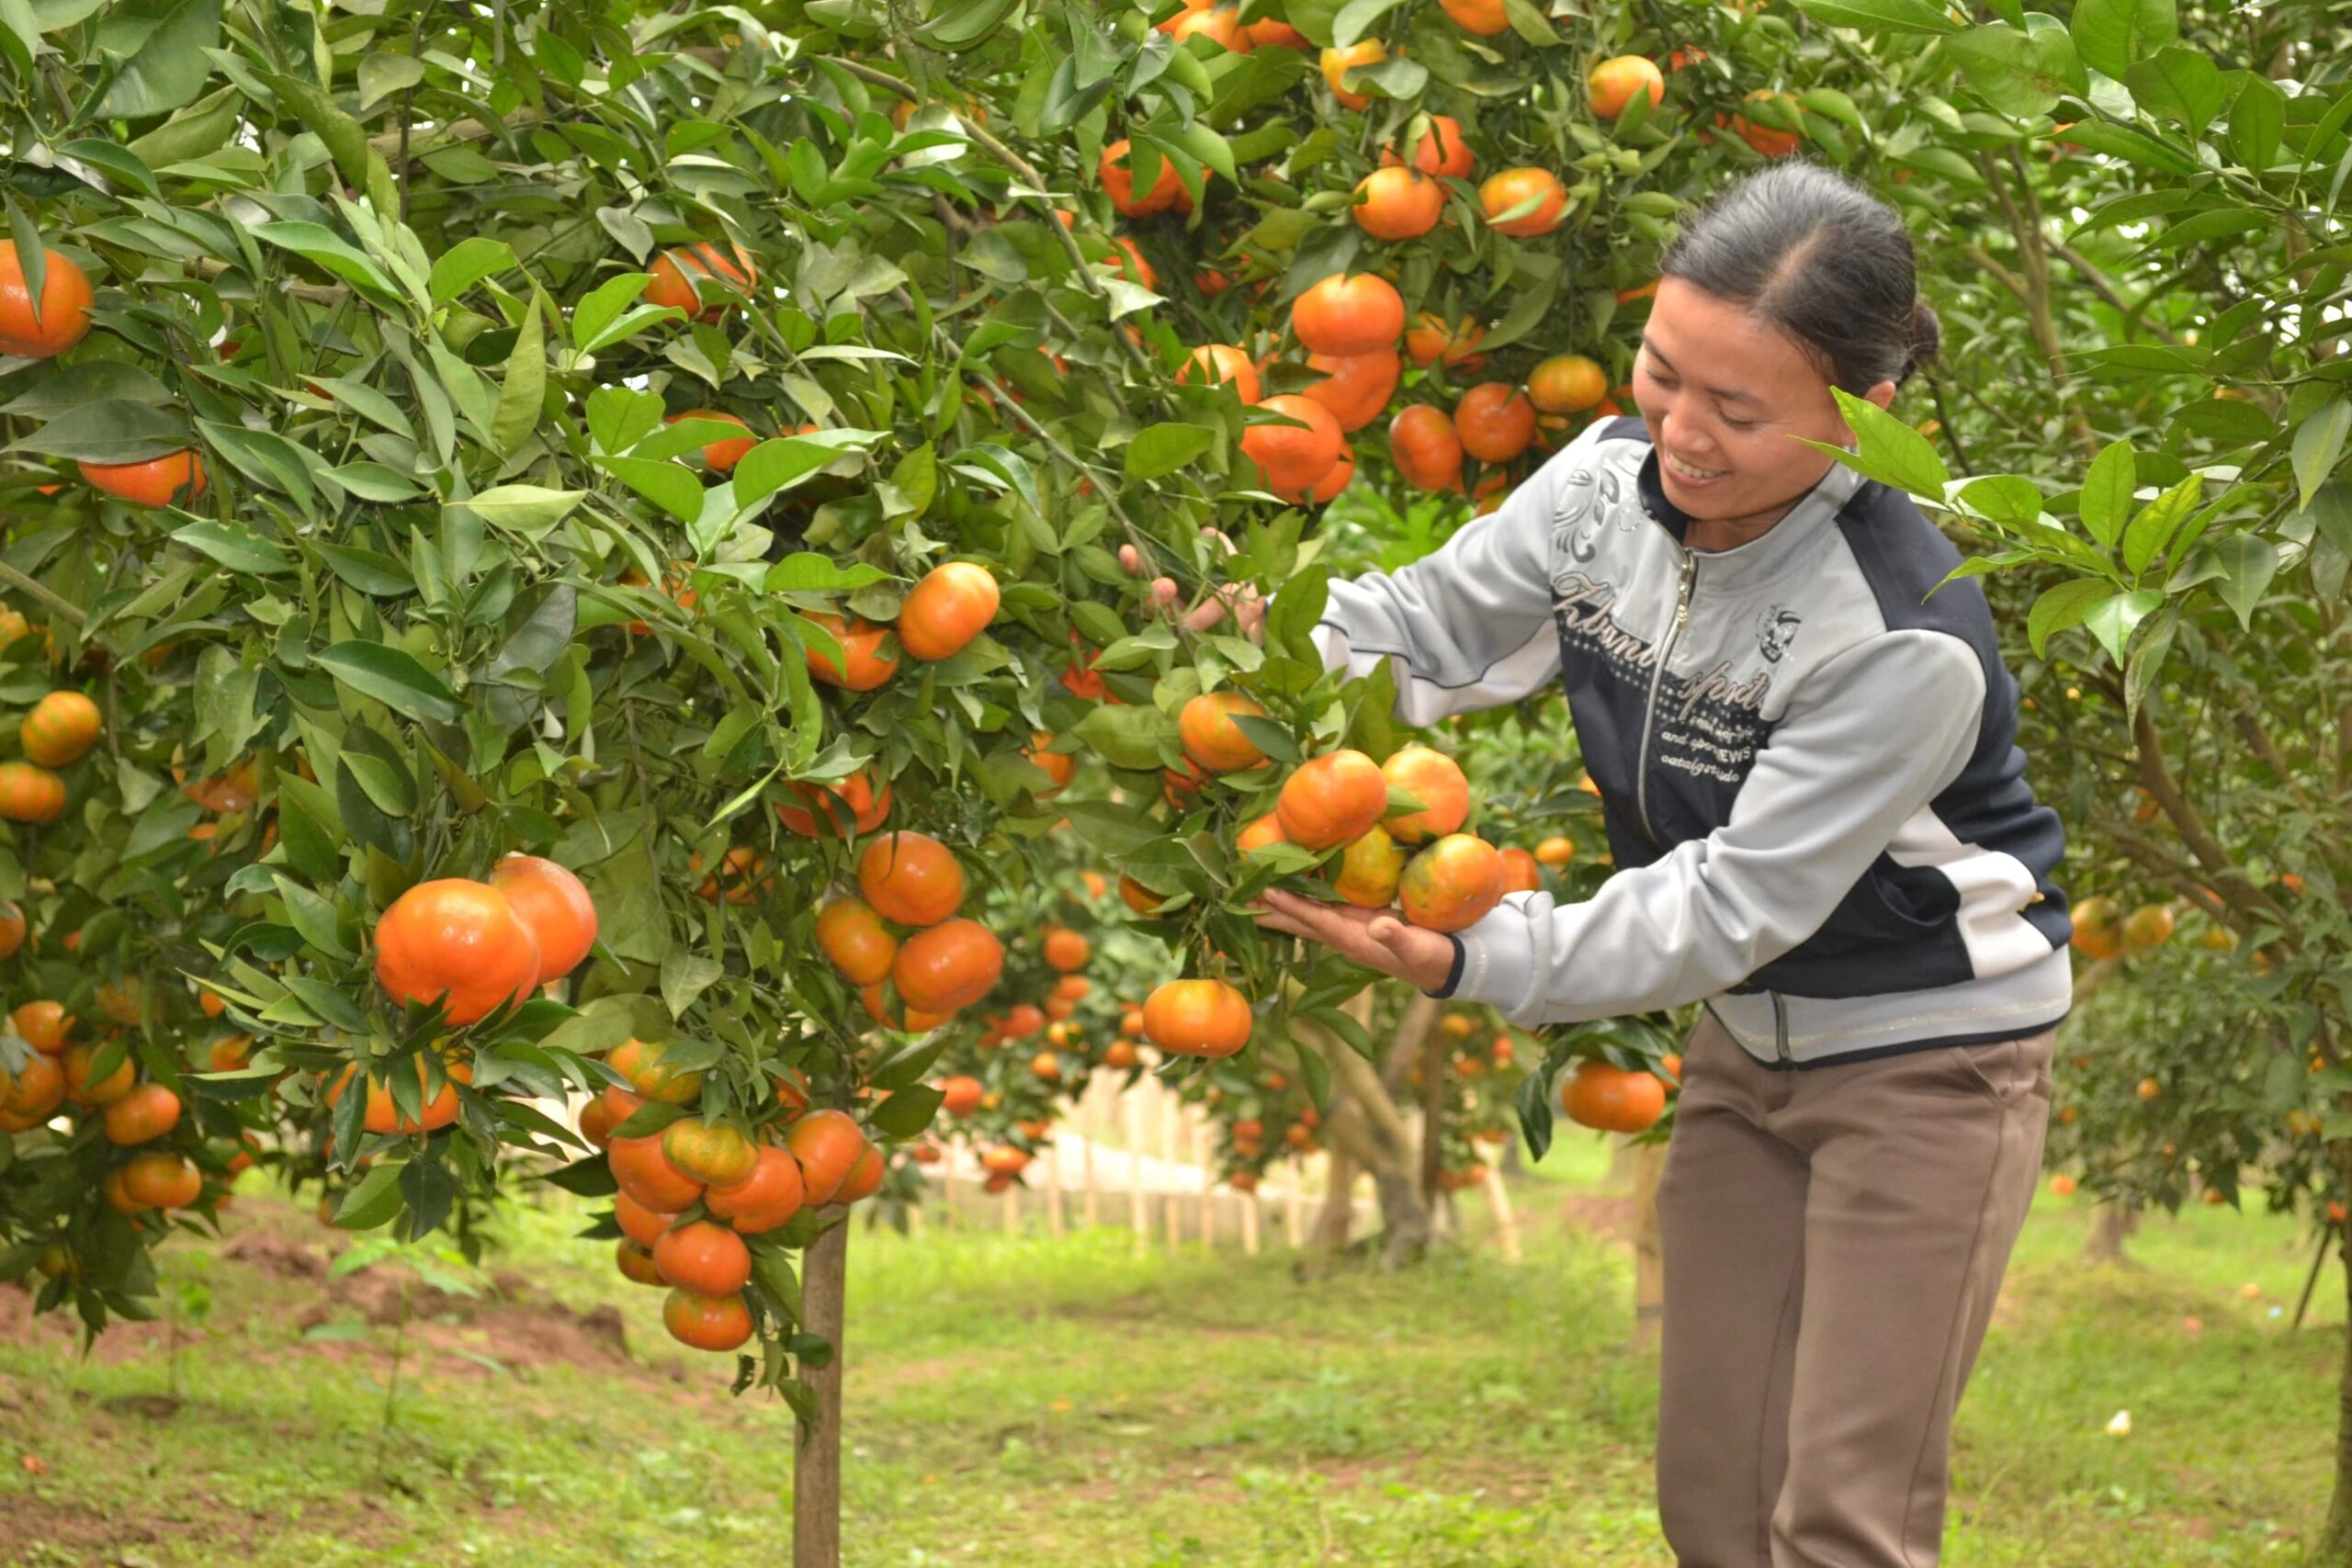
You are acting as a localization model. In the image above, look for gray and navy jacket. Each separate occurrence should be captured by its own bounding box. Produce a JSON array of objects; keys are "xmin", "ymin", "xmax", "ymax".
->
[{"xmin": 1312, "ymin": 414, "xmax": 2074, "ymax": 1067}]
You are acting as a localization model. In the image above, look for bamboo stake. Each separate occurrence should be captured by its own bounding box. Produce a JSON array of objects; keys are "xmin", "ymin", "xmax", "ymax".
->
[
  {"xmin": 1046, "ymin": 1137, "xmax": 1066, "ymax": 1239},
  {"xmin": 1285, "ymin": 1154, "xmax": 1306, "ymax": 1247},
  {"xmin": 1125, "ymin": 1086, "xmax": 1148, "ymax": 1249},
  {"xmin": 1481, "ymin": 1161, "xmax": 1521, "ymax": 1265},
  {"xmin": 1196, "ymin": 1122, "xmax": 1217, "ymax": 1249}
]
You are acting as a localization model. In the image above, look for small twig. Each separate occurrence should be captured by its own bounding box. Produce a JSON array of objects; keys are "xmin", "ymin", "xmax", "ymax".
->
[{"xmin": 0, "ymin": 562, "xmax": 85, "ymax": 626}]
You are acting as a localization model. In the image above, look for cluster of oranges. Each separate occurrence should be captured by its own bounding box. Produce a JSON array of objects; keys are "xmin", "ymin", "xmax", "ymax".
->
[
  {"xmin": 370, "ymin": 853, "xmax": 601, "ymax": 1031},
  {"xmin": 815, "ymin": 830, "xmax": 1007, "ymax": 1034},
  {"xmin": 803, "ymin": 559, "xmax": 1000, "ymax": 693},
  {"xmin": 0, "ymin": 991, "xmax": 219, "ymax": 1219},
  {"xmin": 0, "ymin": 688, "xmax": 102, "ymax": 824},
  {"xmin": 2068, "ymin": 895, "xmax": 2181, "ymax": 962}
]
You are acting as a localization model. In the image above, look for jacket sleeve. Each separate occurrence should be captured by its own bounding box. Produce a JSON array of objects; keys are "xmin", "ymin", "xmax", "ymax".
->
[
  {"xmin": 1437, "ymin": 628, "xmax": 1990, "ymax": 1027},
  {"xmin": 1307, "ymin": 420, "xmax": 1612, "ymax": 726}
]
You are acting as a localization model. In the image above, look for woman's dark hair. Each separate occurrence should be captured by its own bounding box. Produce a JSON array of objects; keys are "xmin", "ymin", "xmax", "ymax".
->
[{"xmin": 1658, "ymin": 161, "xmax": 1940, "ymax": 393}]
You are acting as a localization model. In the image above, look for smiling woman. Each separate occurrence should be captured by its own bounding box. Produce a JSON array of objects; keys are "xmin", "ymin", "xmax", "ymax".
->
[{"xmin": 1239, "ymin": 161, "xmax": 2070, "ymax": 1568}]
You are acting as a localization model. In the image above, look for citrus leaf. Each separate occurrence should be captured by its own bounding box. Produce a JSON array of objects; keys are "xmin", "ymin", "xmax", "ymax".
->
[{"xmin": 313, "ymin": 642, "xmax": 462, "ymax": 724}]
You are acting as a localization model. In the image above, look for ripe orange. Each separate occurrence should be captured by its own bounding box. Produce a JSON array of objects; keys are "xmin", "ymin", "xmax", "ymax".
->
[
  {"xmin": 706, "ymin": 1144, "xmax": 808, "ymax": 1234},
  {"xmin": 1319, "ymin": 40, "xmax": 1387, "ymax": 109},
  {"xmin": 1002, "ymin": 1002, "xmax": 1047, "ymax": 1040},
  {"xmin": 1383, "ymin": 115, "xmax": 1475, "ymax": 178},
  {"xmin": 1527, "ymin": 354, "xmax": 1609, "ymax": 414},
  {"xmin": 20, "ymin": 691, "xmax": 100, "ymax": 768},
  {"xmin": 611, "ymin": 1131, "xmax": 707, "ymax": 1211},
  {"xmin": 1332, "ymin": 826, "xmax": 1408, "ymax": 908},
  {"xmin": 2049, "ymin": 1173, "xmax": 2077, "ymax": 1199},
  {"xmin": 1120, "ymin": 874, "xmax": 1165, "ymax": 914},
  {"xmin": 1380, "ymin": 744, "xmax": 1470, "ymax": 843},
  {"xmin": 1478, "ymin": 168, "xmax": 1567, "ymax": 238},
  {"xmin": 980, "ymin": 1145, "xmax": 1031, "ymax": 1177},
  {"xmin": 801, "ymin": 612, "xmax": 900, "ymax": 692},
  {"xmin": 1104, "ymin": 1038, "xmax": 1141, "ymax": 1067},
  {"xmin": 1143, "ymin": 978, "xmax": 1253, "ymax": 1057},
  {"xmin": 14, "ymin": 1000, "xmax": 69, "ymax": 1055},
  {"xmin": 1588, "ymin": 54, "xmax": 1666, "ymax": 119},
  {"xmin": 835, "ymin": 1144, "xmax": 887, "ymax": 1203},
  {"xmin": 646, "ymin": 242, "xmax": 757, "ymax": 321},
  {"xmin": 329, "ymin": 1055, "xmax": 472, "ymax": 1134},
  {"xmin": 663, "ymin": 1288, "xmax": 753, "ymax": 1352},
  {"xmin": 577, "ymin": 1091, "xmax": 621, "ymax": 1149},
  {"xmin": 1561, "ymin": 1060, "xmax": 1667, "ymax": 1133},
  {"xmin": 661, "ymin": 1119, "xmax": 759, "ymax": 1187},
  {"xmin": 102, "ymin": 1082, "xmax": 181, "ymax": 1145},
  {"xmin": 1043, "ymin": 926, "xmax": 1091, "ymax": 971},
  {"xmin": 1400, "ymin": 833, "xmax": 1508, "ymax": 932},
  {"xmin": 2123, "ymin": 904, "xmax": 2176, "ymax": 951},
  {"xmin": 1024, "ymin": 733, "xmax": 1075, "ymax": 796},
  {"xmin": 1405, "ymin": 312, "xmax": 1486, "ymax": 370},
  {"xmin": 1439, "ymin": 0, "xmax": 1509, "ymax": 32},
  {"xmin": 892, "ymin": 918, "xmax": 1004, "ymax": 1013},
  {"xmin": 1104, "ymin": 237, "xmax": 1159, "ymax": 293},
  {"xmin": 0, "ymin": 243, "xmax": 92, "ymax": 358},
  {"xmin": 859, "ymin": 831, "xmax": 967, "ymax": 927},
  {"xmin": 0, "ymin": 761, "xmax": 65, "ymax": 822},
  {"xmin": 1245, "ymin": 16, "xmax": 1311, "ymax": 47},
  {"xmin": 1389, "ymin": 405, "xmax": 1465, "ymax": 492},
  {"xmin": 817, "ymin": 897, "xmax": 899, "ymax": 986},
  {"xmin": 1166, "ymin": 4, "xmax": 1246, "ymax": 48},
  {"xmin": 1727, "ymin": 90, "xmax": 1802, "ymax": 157},
  {"xmin": 1100, "ymin": 138, "xmax": 1188, "ymax": 217},
  {"xmin": 1351, "ymin": 167, "xmax": 1445, "ymax": 241},
  {"xmin": 1277, "ymin": 750, "xmax": 1389, "ymax": 849},
  {"xmin": 653, "ymin": 1219, "xmax": 753, "ymax": 1296},
  {"xmin": 666, "ymin": 410, "xmax": 758, "ymax": 474},
  {"xmin": 1534, "ymin": 835, "xmax": 1576, "ymax": 866},
  {"xmin": 787, "ymin": 1109, "xmax": 869, "ymax": 1204},
  {"xmin": 609, "ymin": 1037, "xmax": 704, "ymax": 1105},
  {"xmin": 1302, "ymin": 350, "xmax": 1402, "ymax": 432},
  {"xmin": 777, "ymin": 768, "xmax": 893, "ymax": 837},
  {"xmin": 1242, "ymin": 394, "xmax": 1347, "ymax": 502},
  {"xmin": 1031, "ymin": 1050, "xmax": 1061, "ymax": 1083},
  {"xmin": 1292, "ymin": 273, "xmax": 1406, "ymax": 355},
  {"xmin": 489, "ymin": 854, "xmax": 599, "ymax": 985},
  {"xmin": 2070, "ymin": 895, "xmax": 2122, "ymax": 961},
  {"xmin": 0, "ymin": 1051, "xmax": 63, "ymax": 1126},
  {"xmin": 0, "ymin": 901, "xmax": 22, "ymax": 961},
  {"xmin": 1180, "ymin": 691, "xmax": 1272, "ymax": 773},
  {"xmin": 1237, "ymin": 811, "xmax": 1289, "ymax": 854},
  {"xmin": 616, "ymin": 1239, "xmax": 665, "ymax": 1286},
  {"xmin": 1497, "ymin": 845, "xmax": 1542, "ymax": 893},
  {"xmin": 120, "ymin": 1151, "xmax": 202, "ymax": 1210},
  {"xmin": 1454, "ymin": 383, "xmax": 1537, "ymax": 462},
  {"xmin": 1180, "ymin": 344, "xmax": 1261, "ymax": 403},
  {"xmin": 898, "ymin": 560, "xmax": 1000, "ymax": 661},
  {"xmin": 372, "ymin": 878, "xmax": 541, "ymax": 1024},
  {"xmin": 1309, "ymin": 445, "xmax": 1355, "ymax": 502},
  {"xmin": 939, "ymin": 1075, "xmax": 986, "ymax": 1116}
]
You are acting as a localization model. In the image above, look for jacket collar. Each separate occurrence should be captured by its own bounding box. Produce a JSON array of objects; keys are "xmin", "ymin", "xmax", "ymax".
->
[{"xmin": 1634, "ymin": 446, "xmax": 1870, "ymax": 587}]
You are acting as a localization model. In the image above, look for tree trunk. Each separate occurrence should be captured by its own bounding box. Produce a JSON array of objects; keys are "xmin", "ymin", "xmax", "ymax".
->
[
  {"xmin": 1314, "ymin": 1147, "xmax": 1359, "ymax": 1250},
  {"xmin": 1419, "ymin": 1014, "xmax": 1446, "ymax": 1206},
  {"xmin": 2084, "ymin": 1199, "xmax": 2139, "ymax": 1266},
  {"xmin": 2321, "ymin": 1144, "xmax": 2352, "ymax": 1560},
  {"xmin": 1631, "ymin": 1140, "xmax": 1667, "ymax": 1350},
  {"xmin": 793, "ymin": 1218, "xmax": 848, "ymax": 1568},
  {"xmin": 1306, "ymin": 991, "xmax": 1432, "ymax": 1268}
]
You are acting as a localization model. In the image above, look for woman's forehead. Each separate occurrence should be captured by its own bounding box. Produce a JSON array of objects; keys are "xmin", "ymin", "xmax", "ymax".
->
[{"xmin": 1646, "ymin": 279, "xmax": 1821, "ymax": 393}]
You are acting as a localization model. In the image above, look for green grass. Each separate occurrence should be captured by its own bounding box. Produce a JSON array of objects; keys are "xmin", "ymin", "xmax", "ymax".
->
[{"xmin": 1, "ymin": 1145, "xmax": 2340, "ymax": 1566}]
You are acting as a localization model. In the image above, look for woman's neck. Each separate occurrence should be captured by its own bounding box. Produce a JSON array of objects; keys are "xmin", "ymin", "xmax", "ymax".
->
[{"xmin": 1684, "ymin": 498, "xmax": 1798, "ymax": 554}]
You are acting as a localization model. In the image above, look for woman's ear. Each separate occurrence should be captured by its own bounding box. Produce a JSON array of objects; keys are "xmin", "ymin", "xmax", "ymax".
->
[{"xmin": 1864, "ymin": 378, "xmax": 1898, "ymax": 412}]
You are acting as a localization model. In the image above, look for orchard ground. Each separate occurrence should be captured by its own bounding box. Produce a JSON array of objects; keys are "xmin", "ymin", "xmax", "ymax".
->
[{"xmin": 1, "ymin": 1137, "xmax": 2334, "ymax": 1568}]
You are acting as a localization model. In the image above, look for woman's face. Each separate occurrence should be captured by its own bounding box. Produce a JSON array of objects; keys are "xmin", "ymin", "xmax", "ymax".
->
[{"xmin": 1634, "ymin": 277, "xmax": 1899, "ymax": 525}]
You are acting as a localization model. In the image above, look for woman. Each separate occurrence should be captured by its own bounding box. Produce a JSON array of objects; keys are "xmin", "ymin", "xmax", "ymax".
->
[{"xmin": 1132, "ymin": 162, "xmax": 2070, "ymax": 1565}]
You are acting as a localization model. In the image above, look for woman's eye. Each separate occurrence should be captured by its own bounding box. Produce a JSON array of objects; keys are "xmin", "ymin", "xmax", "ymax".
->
[{"xmin": 1722, "ymin": 416, "xmax": 1755, "ymax": 430}]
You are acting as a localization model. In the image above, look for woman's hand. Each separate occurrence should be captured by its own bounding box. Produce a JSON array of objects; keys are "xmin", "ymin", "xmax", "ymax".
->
[
  {"xmin": 1251, "ymin": 889, "xmax": 1457, "ymax": 993},
  {"xmin": 1118, "ymin": 535, "xmax": 1266, "ymax": 640}
]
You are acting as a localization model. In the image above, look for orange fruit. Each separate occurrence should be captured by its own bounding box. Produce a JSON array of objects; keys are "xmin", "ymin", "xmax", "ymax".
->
[
  {"xmin": 1166, "ymin": 5, "xmax": 1247, "ymax": 49},
  {"xmin": 1399, "ymin": 833, "xmax": 1507, "ymax": 932},
  {"xmin": 1478, "ymin": 168, "xmax": 1567, "ymax": 238},
  {"xmin": 2123, "ymin": 904, "xmax": 2176, "ymax": 951},
  {"xmin": 1100, "ymin": 138, "xmax": 1189, "ymax": 217},
  {"xmin": 1588, "ymin": 54, "xmax": 1666, "ymax": 119},
  {"xmin": 1180, "ymin": 344, "xmax": 1261, "ymax": 403},
  {"xmin": 939, "ymin": 1075, "xmax": 985, "ymax": 1116},
  {"xmin": 577, "ymin": 1091, "xmax": 621, "ymax": 1149},
  {"xmin": 1120, "ymin": 874, "xmax": 1165, "ymax": 915},
  {"xmin": 1043, "ymin": 926, "xmax": 1091, "ymax": 972},
  {"xmin": 2049, "ymin": 1173, "xmax": 2077, "ymax": 1199},
  {"xmin": 891, "ymin": 918, "xmax": 1004, "ymax": 1013},
  {"xmin": 1331, "ymin": 826, "xmax": 1408, "ymax": 908},
  {"xmin": 120, "ymin": 1151, "xmax": 202, "ymax": 1210},
  {"xmin": 1319, "ymin": 40, "xmax": 1387, "ymax": 108},
  {"xmin": 706, "ymin": 1144, "xmax": 807, "ymax": 1234},
  {"xmin": 372, "ymin": 878, "xmax": 541, "ymax": 1024},
  {"xmin": 1024, "ymin": 733, "xmax": 1075, "ymax": 796},
  {"xmin": 1302, "ymin": 350, "xmax": 1401, "ymax": 432},
  {"xmin": 666, "ymin": 410, "xmax": 759, "ymax": 472},
  {"xmin": 1276, "ymin": 750, "xmax": 1389, "ymax": 850},
  {"xmin": 1497, "ymin": 846, "xmax": 1542, "ymax": 893},
  {"xmin": 1454, "ymin": 383, "xmax": 1537, "ymax": 462},
  {"xmin": 660, "ymin": 1119, "xmax": 759, "ymax": 1187},
  {"xmin": 1143, "ymin": 978, "xmax": 1253, "ymax": 1057},
  {"xmin": 787, "ymin": 1109, "xmax": 868, "ymax": 1204},
  {"xmin": 776, "ymin": 768, "xmax": 893, "ymax": 837},
  {"xmin": 616, "ymin": 1238, "xmax": 665, "ymax": 1286},
  {"xmin": 801, "ymin": 612, "xmax": 900, "ymax": 692},
  {"xmin": 662, "ymin": 1289, "xmax": 753, "ymax": 1352},
  {"xmin": 610, "ymin": 1131, "xmax": 707, "ymax": 1211},
  {"xmin": 102, "ymin": 1082, "xmax": 181, "ymax": 1145},
  {"xmin": 1389, "ymin": 405, "xmax": 1465, "ymax": 492},
  {"xmin": 1383, "ymin": 115, "xmax": 1476, "ymax": 178},
  {"xmin": 1351, "ymin": 167, "xmax": 1445, "ymax": 241},
  {"xmin": 1527, "ymin": 354, "xmax": 1609, "ymax": 414},
  {"xmin": 488, "ymin": 854, "xmax": 599, "ymax": 985},
  {"xmin": 0, "ymin": 761, "xmax": 66, "ymax": 821},
  {"xmin": 858, "ymin": 831, "xmax": 967, "ymax": 927},
  {"xmin": 329, "ymin": 1055, "xmax": 472, "ymax": 1135},
  {"xmin": 1292, "ymin": 273, "xmax": 1406, "ymax": 355},
  {"xmin": 646, "ymin": 242, "xmax": 757, "ymax": 321},
  {"xmin": 20, "ymin": 691, "xmax": 100, "ymax": 768},
  {"xmin": 609, "ymin": 1037, "xmax": 704, "ymax": 1105},
  {"xmin": 0, "ymin": 243, "xmax": 93, "ymax": 358},
  {"xmin": 1405, "ymin": 312, "xmax": 1486, "ymax": 369},
  {"xmin": 1561, "ymin": 1060, "xmax": 1666, "ymax": 1132},
  {"xmin": 1237, "ymin": 811, "xmax": 1289, "ymax": 854},
  {"xmin": 1308, "ymin": 445, "xmax": 1355, "ymax": 502},
  {"xmin": 1242, "ymin": 394, "xmax": 1347, "ymax": 502},
  {"xmin": 653, "ymin": 1219, "xmax": 753, "ymax": 1296},
  {"xmin": 1031, "ymin": 1050, "xmax": 1061, "ymax": 1082},
  {"xmin": 1245, "ymin": 16, "xmax": 1311, "ymax": 47},
  {"xmin": 898, "ymin": 561, "xmax": 1000, "ymax": 661},
  {"xmin": 1726, "ymin": 90, "xmax": 1802, "ymax": 157},
  {"xmin": 60, "ymin": 1039, "xmax": 131, "ymax": 1107},
  {"xmin": 13, "ymin": 1000, "xmax": 70, "ymax": 1055},
  {"xmin": 0, "ymin": 901, "xmax": 22, "ymax": 961},
  {"xmin": 1002, "ymin": 1002, "xmax": 1047, "ymax": 1039},
  {"xmin": 1380, "ymin": 744, "xmax": 1470, "ymax": 843},
  {"xmin": 835, "ymin": 1144, "xmax": 887, "ymax": 1203},
  {"xmin": 817, "ymin": 897, "xmax": 899, "ymax": 986},
  {"xmin": 2070, "ymin": 895, "xmax": 2122, "ymax": 962},
  {"xmin": 1439, "ymin": 0, "xmax": 1508, "ymax": 33},
  {"xmin": 1180, "ymin": 691, "xmax": 1272, "ymax": 773}
]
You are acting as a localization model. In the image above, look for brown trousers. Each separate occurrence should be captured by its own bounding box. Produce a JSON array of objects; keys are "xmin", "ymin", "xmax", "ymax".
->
[{"xmin": 1655, "ymin": 1010, "xmax": 2054, "ymax": 1567}]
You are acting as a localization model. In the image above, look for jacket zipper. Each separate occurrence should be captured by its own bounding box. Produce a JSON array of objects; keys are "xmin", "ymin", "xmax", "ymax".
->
[
  {"xmin": 1771, "ymin": 992, "xmax": 1791, "ymax": 1064},
  {"xmin": 1635, "ymin": 551, "xmax": 1699, "ymax": 845}
]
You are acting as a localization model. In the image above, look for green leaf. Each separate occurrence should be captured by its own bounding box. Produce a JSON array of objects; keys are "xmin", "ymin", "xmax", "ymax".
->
[
  {"xmin": 1125, "ymin": 423, "xmax": 1217, "ymax": 479},
  {"xmin": 572, "ymin": 273, "xmax": 664, "ymax": 353},
  {"xmin": 2053, "ymin": 121, "xmax": 2198, "ymax": 175},
  {"xmin": 1944, "ymin": 24, "xmax": 2086, "ymax": 119},
  {"xmin": 2026, "ymin": 578, "xmax": 2112, "ymax": 657},
  {"xmin": 313, "ymin": 642, "xmax": 462, "ymax": 724},
  {"xmin": 765, "ymin": 554, "xmax": 890, "ymax": 592},
  {"xmin": 455, "ymin": 485, "xmax": 585, "ymax": 538},
  {"xmin": 1815, "ymin": 391, "xmax": 1949, "ymax": 497},
  {"xmin": 2120, "ymin": 473, "xmax": 2202, "ymax": 577},
  {"xmin": 868, "ymin": 1083, "xmax": 944, "ymax": 1139},
  {"xmin": 253, "ymin": 222, "xmax": 404, "ymax": 309},
  {"xmin": 1785, "ymin": 0, "xmax": 1963, "ymax": 34},
  {"xmin": 2083, "ymin": 589, "xmax": 2165, "ymax": 665},
  {"xmin": 732, "ymin": 432, "xmax": 876, "ymax": 511},
  {"xmin": 333, "ymin": 1162, "xmax": 406, "ymax": 1230},
  {"xmin": 492, "ymin": 296, "xmax": 546, "ymax": 457},
  {"xmin": 601, "ymin": 457, "xmax": 704, "ymax": 524},
  {"xmin": 2068, "ymin": 0, "xmax": 2177, "ymax": 80},
  {"xmin": 322, "ymin": 463, "xmax": 425, "ymax": 503},
  {"xmin": 1955, "ymin": 475, "xmax": 2042, "ymax": 529},
  {"xmin": 2208, "ymin": 534, "xmax": 2278, "ymax": 630},
  {"xmin": 2291, "ymin": 399, "xmax": 2351, "ymax": 512},
  {"xmin": 0, "ymin": 363, "xmax": 171, "ymax": 415},
  {"xmin": 2077, "ymin": 439, "xmax": 2135, "ymax": 548},
  {"xmin": 2123, "ymin": 45, "xmax": 2225, "ymax": 142},
  {"xmin": 97, "ymin": 0, "xmax": 220, "ymax": 118},
  {"xmin": 172, "ymin": 522, "xmax": 291, "ymax": 576},
  {"xmin": 2230, "ymin": 74, "xmax": 2285, "ymax": 174},
  {"xmin": 1330, "ymin": 0, "xmax": 1407, "ymax": 48},
  {"xmin": 10, "ymin": 400, "xmax": 185, "ymax": 463},
  {"xmin": 267, "ymin": 73, "xmax": 373, "ymax": 201},
  {"xmin": 357, "ymin": 51, "xmax": 425, "ymax": 113},
  {"xmin": 428, "ymin": 237, "xmax": 516, "ymax": 304},
  {"xmin": 1054, "ymin": 801, "xmax": 1163, "ymax": 859},
  {"xmin": 1073, "ymin": 703, "xmax": 1178, "ymax": 771},
  {"xmin": 659, "ymin": 952, "xmax": 724, "ymax": 1020}
]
